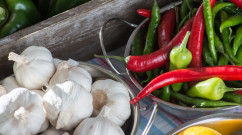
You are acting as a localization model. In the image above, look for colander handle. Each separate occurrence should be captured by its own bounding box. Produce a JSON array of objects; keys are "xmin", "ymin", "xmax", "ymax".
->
[
  {"xmin": 99, "ymin": 18, "xmax": 138, "ymax": 75},
  {"xmin": 141, "ymin": 102, "xmax": 159, "ymax": 135}
]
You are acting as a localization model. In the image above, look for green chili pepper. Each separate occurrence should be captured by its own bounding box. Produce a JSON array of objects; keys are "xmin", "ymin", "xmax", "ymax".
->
[
  {"xmin": 169, "ymin": 31, "xmax": 192, "ymax": 69},
  {"xmin": 223, "ymin": 6, "xmax": 242, "ymax": 15},
  {"xmin": 236, "ymin": 45, "xmax": 242, "ymax": 62},
  {"xmin": 171, "ymin": 91, "xmax": 240, "ymax": 107},
  {"xmin": 220, "ymin": 11, "xmax": 241, "ymax": 65},
  {"xmin": 220, "ymin": 14, "xmax": 242, "ymax": 32},
  {"xmin": 180, "ymin": 0, "xmax": 189, "ymax": 20},
  {"xmin": 204, "ymin": 0, "xmax": 217, "ymax": 64},
  {"xmin": 161, "ymin": 85, "xmax": 171, "ymax": 102},
  {"xmin": 218, "ymin": 55, "xmax": 229, "ymax": 65},
  {"xmin": 142, "ymin": 0, "xmax": 160, "ymax": 83},
  {"xmin": 151, "ymin": 89, "xmax": 162, "ymax": 98},
  {"xmin": 212, "ymin": 2, "xmax": 235, "ymax": 23},
  {"xmin": 178, "ymin": 8, "xmax": 197, "ymax": 31},
  {"xmin": 187, "ymin": 77, "xmax": 235, "ymax": 100},
  {"xmin": 203, "ymin": 37, "xmax": 215, "ymax": 66},
  {"xmin": 169, "ymin": 31, "xmax": 191, "ymax": 91},
  {"xmin": 131, "ymin": 31, "xmax": 145, "ymax": 80},
  {"xmin": 233, "ymin": 25, "xmax": 242, "ymax": 55},
  {"xmin": 0, "ymin": 0, "xmax": 8, "ymax": 28},
  {"xmin": 223, "ymin": 92, "xmax": 242, "ymax": 104}
]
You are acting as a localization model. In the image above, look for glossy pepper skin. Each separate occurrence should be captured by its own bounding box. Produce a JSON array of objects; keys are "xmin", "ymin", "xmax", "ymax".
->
[
  {"xmin": 171, "ymin": 91, "xmax": 239, "ymax": 107},
  {"xmin": 233, "ymin": 25, "xmax": 242, "ymax": 55},
  {"xmin": 158, "ymin": 8, "xmax": 176, "ymax": 48},
  {"xmin": 0, "ymin": 0, "xmax": 41, "ymax": 38},
  {"xmin": 203, "ymin": 0, "xmax": 217, "ymax": 64},
  {"xmin": 0, "ymin": 0, "xmax": 8, "ymax": 28},
  {"xmin": 142, "ymin": 0, "xmax": 160, "ymax": 83},
  {"xmin": 187, "ymin": 0, "xmax": 216, "ymax": 68},
  {"xmin": 130, "ymin": 65, "xmax": 242, "ymax": 104},
  {"xmin": 137, "ymin": 9, "xmax": 151, "ymax": 18},
  {"xmin": 230, "ymin": 0, "xmax": 242, "ymax": 9},
  {"xmin": 212, "ymin": 2, "xmax": 235, "ymax": 23},
  {"xmin": 187, "ymin": 77, "xmax": 234, "ymax": 100},
  {"xmin": 220, "ymin": 11, "xmax": 241, "ymax": 65},
  {"xmin": 202, "ymin": 38, "xmax": 215, "ymax": 66},
  {"xmin": 126, "ymin": 17, "xmax": 194, "ymax": 73},
  {"xmin": 220, "ymin": 14, "xmax": 242, "ymax": 32},
  {"xmin": 223, "ymin": 92, "xmax": 242, "ymax": 104}
]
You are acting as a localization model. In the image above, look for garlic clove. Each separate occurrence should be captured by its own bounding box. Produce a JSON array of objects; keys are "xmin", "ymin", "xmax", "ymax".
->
[
  {"xmin": 0, "ymin": 88, "xmax": 48, "ymax": 135},
  {"xmin": 0, "ymin": 85, "xmax": 6, "ymax": 97},
  {"xmin": 73, "ymin": 117, "xmax": 125, "ymax": 135},
  {"xmin": 8, "ymin": 46, "xmax": 55, "ymax": 90},
  {"xmin": 1, "ymin": 75, "xmax": 21, "ymax": 93},
  {"xmin": 31, "ymin": 90, "xmax": 45, "ymax": 97},
  {"xmin": 43, "ymin": 81, "xmax": 93, "ymax": 131},
  {"xmin": 91, "ymin": 79, "xmax": 131, "ymax": 126},
  {"xmin": 49, "ymin": 60, "xmax": 92, "ymax": 92},
  {"xmin": 53, "ymin": 58, "xmax": 64, "ymax": 69}
]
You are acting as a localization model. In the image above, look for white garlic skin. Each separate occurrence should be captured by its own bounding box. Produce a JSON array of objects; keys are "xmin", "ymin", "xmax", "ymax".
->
[
  {"xmin": 0, "ymin": 85, "xmax": 6, "ymax": 97},
  {"xmin": 40, "ymin": 126, "xmax": 69, "ymax": 135},
  {"xmin": 43, "ymin": 81, "xmax": 93, "ymax": 131},
  {"xmin": 8, "ymin": 46, "xmax": 55, "ymax": 90},
  {"xmin": 0, "ymin": 88, "xmax": 48, "ymax": 135},
  {"xmin": 73, "ymin": 117, "xmax": 125, "ymax": 135},
  {"xmin": 49, "ymin": 59, "xmax": 92, "ymax": 92},
  {"xmin": 1, "ymin": 76, "xmax": 21, "ymax": 93},
  {"xmin": 91, "ymin": 79, "xmax": 131, "ymax": 126},
  {"xmin": 31, "ymin": 90, "xmax": 45, "ymax": 97}
]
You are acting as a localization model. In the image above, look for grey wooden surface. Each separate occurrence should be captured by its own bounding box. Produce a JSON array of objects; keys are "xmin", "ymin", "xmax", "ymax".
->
[{"xmin": 0, "ymin": 0, "xmax": 173, "ymax": 79}]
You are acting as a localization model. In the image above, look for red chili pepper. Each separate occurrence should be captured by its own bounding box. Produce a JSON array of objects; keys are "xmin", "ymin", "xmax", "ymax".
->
[
  {"xmin": 230, "ymin": 0, "xmax": 242, "ymax": 9},
  {"xmin": 188, "ymin": 0, "xmax": 216, "ymax": 68},
  {"xmin": 235, "ymin": 91, "xmax": 242, "ymax": 95},
  {"xmin": 130, "ymin": 65, "xmax": 242, "ymax": 104},
  {"xmin": 126, "ymin": 17, "xmax": 194, "ymax": 72},
  {"xmin": 158, "ymin": 9, "xmax": 176, "ymax": 48},
  {"xmin": 137, "ymin": 9, "xmax": 151, "ymax": 18}
]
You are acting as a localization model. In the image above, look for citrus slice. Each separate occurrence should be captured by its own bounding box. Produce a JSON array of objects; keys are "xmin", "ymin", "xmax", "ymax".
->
[{"xmin": 179, "ymin": 126, "xmax": 222, "ymax": 135}]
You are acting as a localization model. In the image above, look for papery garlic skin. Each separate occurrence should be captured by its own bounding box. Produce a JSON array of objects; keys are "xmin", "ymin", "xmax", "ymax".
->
[
  {"xmin": 31, "ymin": 90, "xmax": 45, "ymax": 97},
  {"xmin": 43, "ymin": 81, "xmax": 93, "ymax": 131},
  {"xmin": 1, "ymin": 76, "xmax": 21, "ymax": 93},
  {"xmin": 0, "ymin": 85, "xmax": 6, "ymax": 96},
  {"xmin": 73, "ymin": 117, "xmax": 125, "ymax": 135},
  {"xmin": 0, "ymin": 88, "xmax": 48, "ymax": 135},
  {"xmin": 40, "ymin": 126, "xmax": 69, "ymax": 135},
  {"xmin": 91, "ymin": 79, "xmax": 131, "ymax": 126},
  {"xmin": 49, "ymin": 59, "xmax": 92, "ymax": 92},
  {"xmin": 8, "ymin": 46, "xmax": 55, "ymax": 90}
]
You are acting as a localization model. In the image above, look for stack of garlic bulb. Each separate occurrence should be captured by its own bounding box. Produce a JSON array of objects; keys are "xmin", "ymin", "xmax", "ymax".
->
[{"xmin": 0, "ymin": 46, "xmax": 131, "ymax": 135}]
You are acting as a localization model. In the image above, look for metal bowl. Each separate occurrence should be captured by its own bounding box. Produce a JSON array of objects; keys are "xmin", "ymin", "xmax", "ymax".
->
[
  {"xmin": 78, "ymin": 62, "xmax": 159, "ymax": 135},
  {"xmin": 167, "ymin": 112, "xmax": 242, "ymax": 135},
  {"xmin": 99, "ymin": 1, "xmax": 242, "ymax": 119}
]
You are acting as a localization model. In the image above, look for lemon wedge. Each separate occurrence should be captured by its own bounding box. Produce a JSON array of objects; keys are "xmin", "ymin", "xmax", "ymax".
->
[{"xmin": 179, "ymin": 126, "xmax": 222, "ymax": 135}]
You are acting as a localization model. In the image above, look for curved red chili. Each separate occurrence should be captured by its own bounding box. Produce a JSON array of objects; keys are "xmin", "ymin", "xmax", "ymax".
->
[
  {"xmin": 130, "ymin": 65, "xmax": 242, "ymax": 104},
  {"xmin": 158, "ymin": 8, "xmax": 176, "ymax": 48},
  {"xmin": 137, "ymin": 9, "xmax": 151, "ymax": 18},
  {"xmin": 230, "ymin": 0, "xmax": 242, "ymax": 9},
  {"xmin": 126, "ymin": 17, "xmax": 194, "ymax": 72},
  {"xmin": 188, "ymin": 0, "xmax": 216, "ymax": 68}
]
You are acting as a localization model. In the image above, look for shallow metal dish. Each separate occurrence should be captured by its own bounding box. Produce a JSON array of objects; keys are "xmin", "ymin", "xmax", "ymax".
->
[
  {"xmin": 167, "ymin": 112, "xmax": 242, "ymax": 135},
  {"xmin": 99, "ymin": 1, "xmax": 242, "ymax": 119}
]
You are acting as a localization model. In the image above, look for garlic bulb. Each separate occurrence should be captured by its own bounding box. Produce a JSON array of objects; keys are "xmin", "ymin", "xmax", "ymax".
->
[
  {"xmin": 8, "ymin": 46, "xmax": 55, "ymax": 90},
  {"xmin": 40, "ymin": 126, "xmax": 69, "ymax": 135},
  {"xmin": 1, "ymin": 76, "xmax": 21, "ymax": 93},
  {"xmin": 53, "ymin": 58, "xmax": 64, "ymax": 68},
  {"xmin": 73, "ymin": 117, "xmax": 125, "ymax": 135},
  {"xmin": 0, "ymin": 88, "xmax": 48, "ymax": 135},
  {"xmin": 49, "ymin": 59, "xmax": 92, "ymax": 92},
  {"xmin": 43, "ymin": 81, "xmax": 93, "ymax": 131},
  {"xmin": 91, "ymin": 79, "xmax": 131, "ymax": 126},
  {"xmin": 0, "ymin": 85, "xmax": 6, "ymax": 96}
]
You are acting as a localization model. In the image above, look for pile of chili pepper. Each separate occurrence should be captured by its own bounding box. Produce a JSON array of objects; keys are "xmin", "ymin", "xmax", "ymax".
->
[
  {"xmin": 0, "ymin": 0, "xmax": 89, "ymax": 38},
  {"xmin": 97, "ymin": 0, "xmax": 242, "ymax": 107}
]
